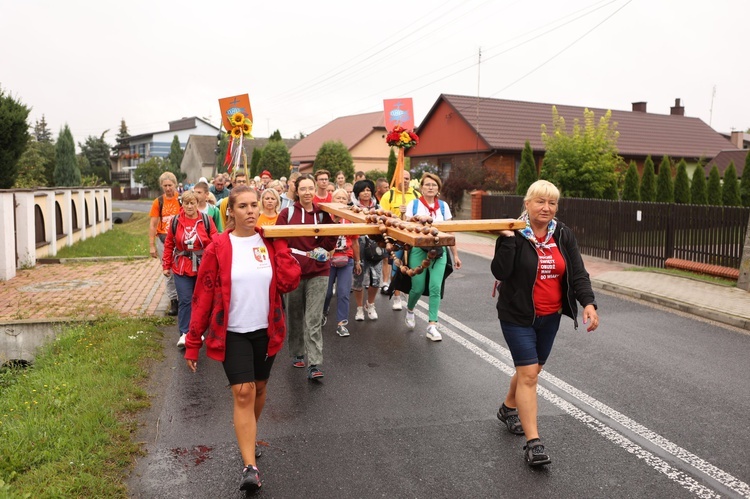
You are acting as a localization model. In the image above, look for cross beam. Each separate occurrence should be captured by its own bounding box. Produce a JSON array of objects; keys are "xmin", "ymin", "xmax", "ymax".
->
[{"xmin": 261, "ymin": 202, "xmax": 525, "ymax": 246}]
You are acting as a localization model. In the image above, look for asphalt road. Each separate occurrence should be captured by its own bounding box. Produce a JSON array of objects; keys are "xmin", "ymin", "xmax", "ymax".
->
[
  {"xmin": 114, "ymin": 200, "xmax": 153, "ymax": 213},
  {"xmin": 128, "ymin": 252, "xmax": 750, "ymax": 499}
]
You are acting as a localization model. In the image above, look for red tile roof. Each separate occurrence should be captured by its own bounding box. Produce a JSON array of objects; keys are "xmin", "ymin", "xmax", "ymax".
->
[
  {"xmin": 706, "ymin": 149, "xmax": 748, "ymax": 176},
  {"xmin": 426, "ymin": 94, "xmax": 736, "ymax": 160},
  {"xmin": 290, "ymin": 111, "xmax": 385, "ymax": 162}
]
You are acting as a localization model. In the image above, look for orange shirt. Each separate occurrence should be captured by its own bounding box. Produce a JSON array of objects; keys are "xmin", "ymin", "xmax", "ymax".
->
[
  {"xmin": 149, "ymin": 195, "xmax": 181, "ymax": 234},
  {"xmin": 256, "ymin": 213, "xmax": 279, "ymax": 227}
]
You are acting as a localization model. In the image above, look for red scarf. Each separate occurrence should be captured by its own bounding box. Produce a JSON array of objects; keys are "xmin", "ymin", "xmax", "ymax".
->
[{"xmin": 419, "ymin": 196, "xmax": 440, "ymax": 217}]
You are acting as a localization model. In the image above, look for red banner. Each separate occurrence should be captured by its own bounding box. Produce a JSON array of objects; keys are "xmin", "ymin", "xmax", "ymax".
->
[{"xmin": 383, "ymin": 98, "xmax": 415, "ymax": 130}]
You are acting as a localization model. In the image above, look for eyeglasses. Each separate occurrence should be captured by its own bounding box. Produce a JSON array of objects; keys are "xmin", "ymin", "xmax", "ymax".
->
[
  {"xmin": 298, "ymin": 187, "xmax": 316, "ymax": 193},
  {"xmin": 317, "ymin": 177, "xmax": 329, "ymax": 182},
  {"xmin": 422, "ymin": 183, "xmax": 438, "ymax": 188}
]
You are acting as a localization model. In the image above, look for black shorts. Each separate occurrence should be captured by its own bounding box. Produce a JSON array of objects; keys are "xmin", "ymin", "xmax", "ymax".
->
[{"xmin": 222, "ymin": 329, "xmax": 276, "ymax": 385}]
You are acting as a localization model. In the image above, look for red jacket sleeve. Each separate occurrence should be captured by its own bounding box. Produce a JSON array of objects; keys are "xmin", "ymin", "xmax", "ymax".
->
[
  {"xmin": 184, "ymin": 242, "xmax": 218, "ymax": 360},
  {"xmin": 274, "ymin": 244, "xmax": 301, "ymax": 294},
  {"xmin": 163, "ymin": 224, "xmax": 175, "ymax": 270}
]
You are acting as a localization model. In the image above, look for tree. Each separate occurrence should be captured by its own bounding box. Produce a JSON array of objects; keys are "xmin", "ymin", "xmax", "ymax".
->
[
  {"xmin": 134, "ymin": 157, "xmax": 170, "ymax": 191},
  {"xmin": 268, "ymin": 129, "xmax": 282, "ymax": 142},
  {"xmin": 621, "ymin": 161, "xmax": 639, "ymax": 201},
  {"xmin": 33, "ymin": 114, "xmax": 53, "ymax": 143},
  {"xmin": 386, "ymin": 148, "xmax": 397, "ymax": 183},
  {"xmin": 655, "ymin": 155, "xmax": 673, "ymax": 203},
  {"xmin": 259, "ymin": 140, "xmax": 291, "ymax": 179},
  {"xmin": 79, "ymin": 131, "xmax": 111, "ymax": 184},
  {"xmin": 249, "ymin": 146, "xmax": 263, "ymax": 178},
  {"xmin": 516, "ymin": 140, "xmax": 538, "ymax": 195},
  {"xmin": 167, "ymin": 135, "xmax": 184, "ymax": 171},
  {"xmin": 741, "ymin": 151, "xmax": 750, "ymax": 207},
  {"xmin": 639, "ymin": 155, "xmax": 656, "ymax": 202},
  {"xmin": 673, "ymin": 159, "xmax": 690, "ymax": 204},
  {"xmin": 113, "ymin": 119, "xmax": 130, "ymax": 156},
  {"xmin": 540, "ymin": 107, "xmax": 621, "ymax": 198},
  {"xmin": 313, "ymin": 140, "xmax": 354, "ymax": 180},
  {"xmin": 690, "ymin": 165, "xmax": 708, "ymax": 205},
  {"xmin": 54, "ymin": 125, "xmax": 81, "ymax": 186},
  {"xmin": 707, "ymin": 165, "xmax": 722, "ymax": 206},
  {"xmin": 14, "ymin": 140, "xmax": 49, "ymax": 188},
  {"xmin": 721, "ymin": 161, "xmax": 741, "ymax": 206},
  {"xmin": 0, "ymin": 86, "xmax": 31, "ymax": 189}
]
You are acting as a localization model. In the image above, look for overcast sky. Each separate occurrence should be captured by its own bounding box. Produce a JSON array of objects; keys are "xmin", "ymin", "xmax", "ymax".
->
[{"xmin": 1, "ymin": 0, "xmax": 747, "ymax": 144}]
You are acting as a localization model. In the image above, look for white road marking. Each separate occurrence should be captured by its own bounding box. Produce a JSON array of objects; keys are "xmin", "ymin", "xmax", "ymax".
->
[{"xmin": 414, "ymin": 303, "xmax": 749, "ymax": 499}]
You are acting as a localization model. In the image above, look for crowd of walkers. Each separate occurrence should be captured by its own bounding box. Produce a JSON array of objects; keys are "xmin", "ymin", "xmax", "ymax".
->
[{"xmin": 149, "ymin": 168, "xmax": 598, "ymax": 492}]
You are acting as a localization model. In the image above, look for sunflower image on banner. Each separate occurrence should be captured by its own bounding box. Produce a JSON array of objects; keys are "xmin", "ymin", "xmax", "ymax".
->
[
  {"xmin": 383, "ymin": 98, "xmax": 419, "ymax": 212},
  {"xmin": 218, "ymin": 94, "xmax": 254, "ymax": 175}
]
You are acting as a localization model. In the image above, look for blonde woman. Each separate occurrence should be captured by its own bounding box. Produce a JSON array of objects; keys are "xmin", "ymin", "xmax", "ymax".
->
[{"xmin": 257, "ymin": 188, "xmax": 281, "ymax": 226}]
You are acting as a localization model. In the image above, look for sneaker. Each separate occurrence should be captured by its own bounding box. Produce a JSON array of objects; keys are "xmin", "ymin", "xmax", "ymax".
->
[
  {"xmin": 405, "ymin": 310, "xmax": 416, "ymax": 330},
  {"xmin": 497, "ymin": 403, "xmax": 524, "ymax": 435},
  {"xmin": 355, "ymin": 307, "xmax": 365, "ymax": 321},
  {"xmin": 366, "ymin": 302, "xmax": 378, "ymax": 320},
  {"xmin": 176, "ymin": 334, "xmax": 186, "ymax": 348},
  {"xmin": 380, "ymin": 283, "xmax": 390, "ymax": 295},
  {"xmin": 426, "ymin": 325, "xmax": 442, "ymax": 342},
  {"xmin": 239, "ymin": 465, "xmax": 261, "ymax": 492},
  {"xmin": 523, "ymin": 439, "xmax": 552, "ymax": 466},
  {"xmin": 307, "ymin": 365, "xmax": 324, "ymax": 379},
  {"xmin": 336, "ymin": 324, "xmax": 350, "ymax": 337},
  {"xmin": 255, "ymin": 443, "xmax": 262, "ymax": 458},
  {"xmin": 391, "ymin": 298, "xmax": 403, "ymax": 311},
  {"xmin": 292, "ymin": 356, "xmax": 305, "ymax": 368}
]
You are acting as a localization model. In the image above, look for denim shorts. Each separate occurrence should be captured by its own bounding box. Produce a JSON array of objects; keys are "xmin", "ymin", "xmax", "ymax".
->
[{"xmin": 500, "ymin": 313, "xmax": 562, "ymax": 367}]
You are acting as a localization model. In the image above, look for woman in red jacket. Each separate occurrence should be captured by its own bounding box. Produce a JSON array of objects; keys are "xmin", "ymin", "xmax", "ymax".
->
[
  {"xmin": 162, "ymin": 190, "xmax": 218, "ymax": 347},
  {"xmin": 184, "ymin": 186, "xmax": 301, "ymax": 493}
]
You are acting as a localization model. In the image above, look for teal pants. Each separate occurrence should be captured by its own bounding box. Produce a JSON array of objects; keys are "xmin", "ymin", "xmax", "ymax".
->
[{"xmin": 406, "ymin": 248, "xmax": 447, "ymax": 323}]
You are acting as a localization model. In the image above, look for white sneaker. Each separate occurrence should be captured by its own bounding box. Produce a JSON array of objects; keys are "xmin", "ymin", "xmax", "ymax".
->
[
  {"xmin": 176, "ymin": 334, "xmax": 186, "ymax": 348},
  {"xmin": 405, "ymin": 310, "xmax": 416, "ymax": 330},
  {"xmin": 426, "ymin": 325, "xmax": 442, "ymax": 342},
  {"xmin": 355, "ymin": 307, "xmax": 365, "ymax": 321},
  {"xmin": 366, "ymin": 302, "xmax": 378, "ymax": 320},
  {"xmin": 392, "ymin": 298, "xmax": 403, "ymax": 311}
]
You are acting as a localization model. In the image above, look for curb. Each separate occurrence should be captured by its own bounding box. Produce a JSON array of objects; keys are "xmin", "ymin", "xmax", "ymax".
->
[
  {"xmin": 36, "ymin": 256, "xmax": 150, "ymax": 264},
  {"xmin": 591, "ymin": 280, "xmax": 750, "ymax": 332}
]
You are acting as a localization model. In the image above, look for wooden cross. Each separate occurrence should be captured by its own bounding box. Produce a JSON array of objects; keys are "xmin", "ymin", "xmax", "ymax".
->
[{"xmin": 261, "ymin": 203, "xmax": 525, "ymax": 247}]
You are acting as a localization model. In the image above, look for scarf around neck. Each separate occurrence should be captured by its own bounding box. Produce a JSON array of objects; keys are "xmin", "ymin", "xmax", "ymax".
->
[
  {"xmin": 518, "ymin": 213, "xmax": 557, "ymax": 251},
  {"xmin": 419, "ymin": 196, "xmax": 440, "ymax": 217}
]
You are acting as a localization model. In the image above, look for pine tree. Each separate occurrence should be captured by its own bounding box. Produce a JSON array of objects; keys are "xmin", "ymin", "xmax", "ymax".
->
[
  {"xmin": 690, "ymin": 165, "xmax": 708, "ymax": 205},
  {"xmin": 386, "ymin": 148, "xmax": 397, "ymax": 183},
  {"xmin": 721, "ymin": 161, "xmax": 741, "ymax": 206},
  {"xmin": 673, "ymin": 159, "xmax": 690, "ymax": 204},
  {"xmin": 0, "ymin": 86, "xmax": 31, "ymax": 189},
  {"xmin": 268, "ymin": 129, "xmax": 282, "ymax": 142},
  {"xmin": 516, "ymin": 140, "xmax": 538, "ymax": 195},
  {"xmin": 621, "ymin": 160, "xmax": 639, "ymax": 201},
  {"xmin": 167, "ymin": 135, "xmax": 184, "ymax": 171},
  {"xmin": 250, "ymin": 147, "xmax": 263, "ymax": 177},
  {"xmin": 54, "ymin": 125, "xmax": 81, "ymax": 186},
  {"xmin": 655, "ymin": 155, "xmax": 673, "ymax": 203},
  {"xmin": 740, "ymin": 151, "xmax": 750, "ymax": 207},
  {"xmin": 33, "ymin": 114, "xmax": 53, "ymax": 143},
  {"xmin": 79, "ymin": 131, "xmax": 111, "ymax": 183},
  {"xmin": 707, "ymin": 165, "xmax": 722, "ymax": 206},
  {"xmin": 639, "ymin": 155, "xmax": 656, "ymax": 202}
]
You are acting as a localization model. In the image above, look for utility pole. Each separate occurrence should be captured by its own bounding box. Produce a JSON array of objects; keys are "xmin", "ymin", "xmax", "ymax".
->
[{"xmin": 709, "ymin": 85, "xmax": 716, "ymax": 126}]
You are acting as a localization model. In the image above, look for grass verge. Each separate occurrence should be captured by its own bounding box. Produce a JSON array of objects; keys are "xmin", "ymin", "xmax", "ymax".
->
[
  {"xmin": 0, "ymin": 316, "xmax": 166, "ymax": 498},
  {"xmin": 55, "ymin": 213, "xmax": 150, "ymax": 258}
]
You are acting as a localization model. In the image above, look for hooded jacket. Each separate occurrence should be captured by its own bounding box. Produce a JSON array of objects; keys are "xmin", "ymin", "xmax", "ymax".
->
[
  {"xmin": 162, "ymin": 210, "xmax": 218, "ymax": 276},
  {"xmin": 490, "ymin": 220, "xmax": 596, "ymax": 328},
  {"xmin": 275, "ymin": 201, "xmax": 337, "ymax": 279},
  {"xmin": 184, "ymin": 230, "xmax": 301, "ymax": 362}
]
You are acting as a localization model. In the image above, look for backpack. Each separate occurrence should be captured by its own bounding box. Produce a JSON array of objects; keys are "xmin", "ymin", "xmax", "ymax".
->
[
  {"xmin": 170, "ymin": 211, "xmax": 212, "ymax": 236},
  {"xmin": 411, "ymin": 199, "xmax": 446, "ymax": 219},
  {"xmin": 362, "ymin": 236, "xmax": 387, "ymax": 263}
]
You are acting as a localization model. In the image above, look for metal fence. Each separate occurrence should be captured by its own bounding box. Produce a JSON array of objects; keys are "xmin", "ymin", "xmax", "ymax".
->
[{"xmin": 482, "ymin": 195, "xmax": 750, "ymax": 269}]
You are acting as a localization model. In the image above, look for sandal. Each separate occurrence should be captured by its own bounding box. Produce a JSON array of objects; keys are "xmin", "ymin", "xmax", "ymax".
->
[
  {"xmin": 497, "ymin": 403, "xmax": 524, "ymax": 435},
  {"xmin": 523, "ymin": 439, "xmax": 552, "ymax": 466}
]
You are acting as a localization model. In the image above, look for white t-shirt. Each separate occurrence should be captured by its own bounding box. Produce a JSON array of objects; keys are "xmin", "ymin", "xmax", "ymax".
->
[
  {"xmin": 227, "ymin": 233, "xmax": 273, "ymax": 332},
  {"xmin": 407, "ymin": 198, "xmax": 453, "ymax": 222}
]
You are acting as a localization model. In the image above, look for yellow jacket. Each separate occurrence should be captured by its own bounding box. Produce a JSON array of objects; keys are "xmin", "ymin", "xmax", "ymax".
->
[{"xmin": 379, "ymin": 187, "xmax": 420, "ymax": 218}]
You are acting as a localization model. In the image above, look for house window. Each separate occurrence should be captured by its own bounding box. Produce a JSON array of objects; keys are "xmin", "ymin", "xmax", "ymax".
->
[
  {"xmin": 440, "ymin": 160, "xmax": 452, "ymax": 178},
  {"xmin": 34, "ymin": 205, "xmax": 46, "ymax": 246}
]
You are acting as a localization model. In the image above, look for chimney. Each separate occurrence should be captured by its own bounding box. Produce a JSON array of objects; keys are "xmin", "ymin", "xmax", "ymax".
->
[
  {"xmin": 632, "ymin": 102, "xmax": 647, "ymax": 113},
  {"xmin": 730, "ymin": 131, "xmax": 744, "ymax": 149},
  {"xmin": 670, "ymin": 98, "xmax": 685, "ymax": 116}
]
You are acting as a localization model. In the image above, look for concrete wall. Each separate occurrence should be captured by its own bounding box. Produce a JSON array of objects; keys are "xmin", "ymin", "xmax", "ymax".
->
[
  {"xmin": 0, "ymin": 320, "xmax": 68, "ymax": 363},
  {"xmin": 0, "ymin": 187, "xmax": 112, "ymax": 281}
]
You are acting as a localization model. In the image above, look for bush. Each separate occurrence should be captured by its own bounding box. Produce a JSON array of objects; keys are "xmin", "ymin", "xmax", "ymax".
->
[
  {"xmin": 690, "ymin": 165, "xmax": 708, "ymax": 205},
  {"xmin": 639, "ymin": 155, "xmax": 656, "ymax": 202},
  {"xmin": 707, "ymin": 165, "xmax": 722, "ymax": 206},
  {"xmin": 442, "ymin": 159, "xmax": 513, "ymax": 213},
  {"xmin": 673, "ymin": 159, "xmax": 690, "ymax": 204},
  {"xmin": 656, "ymin": 155, "xmax": 673, "ymax": 203},
  {"xmin": 259, "ymin": 140, "xmax": 291, "ymax": 180},
  {"xmin": 314, "ymin": 141, "xmax": 354, "ymax": 180},
  {"xmin": 621, "ymin": 161, "xmax": 639, "ymax": 201},
  {"xmin": 741, "ymin": 151, "xmax": 750, "ymax": 207},
  {"xmin": 721, "ymin": 161, "xmax": 741, "ymax": 206},
  {"xmin": 516, "ymin": 140, "xmax": 537, "ymax": 195}
]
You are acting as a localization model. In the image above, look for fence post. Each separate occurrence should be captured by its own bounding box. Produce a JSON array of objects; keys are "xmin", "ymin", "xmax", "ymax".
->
[
  {"xmin": 737, "ymin": 215, "xmax": 750, "ymax": 291},
  {"xmin": 471, "ymin": 190, "xmax": 485, "ymax": 220},
  {"xmin": 665, "ymin": 203, "xmax": 675, "ymax": 261}
]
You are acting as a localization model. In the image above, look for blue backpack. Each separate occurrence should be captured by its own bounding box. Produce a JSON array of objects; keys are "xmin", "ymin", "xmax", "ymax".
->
[{"xmin": 411, "ymin": 199, "xmax": 446, "ymax": 219}]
